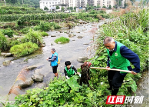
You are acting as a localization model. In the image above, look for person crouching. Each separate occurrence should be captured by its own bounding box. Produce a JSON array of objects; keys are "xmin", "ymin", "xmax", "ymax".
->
[{"xmin": 64, "ymin": 61, "xmax": 80, "ymax": 79}]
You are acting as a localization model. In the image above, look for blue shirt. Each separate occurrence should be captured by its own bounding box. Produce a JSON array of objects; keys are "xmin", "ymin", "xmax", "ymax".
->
[{"xmin": 107, "ymin": 41, "xmax": 140, "ymax": 73}]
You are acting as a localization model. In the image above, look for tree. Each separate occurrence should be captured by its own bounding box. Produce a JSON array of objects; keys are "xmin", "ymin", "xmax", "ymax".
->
[
  {"xmin": 97, "ymin": 4, "xmax": 100, "ymax": 8},
  {"xmin": 61, "ymin": 7, "xmax": 64, "ymax": 12},
  {"xmin": 74, "ymin": 7, "xmax": 76, "ymax": 10},
  {"xmin": 108, "ymin": 5, "xmax": 111, "ymax": 9},
  {"xmin": 70, "ymin": 7, "xmax": 73, "ymax": 10},
  {"xmin": 44, "ymin": 6, "xmax": 49, "ymax": 11},
  {"xmin": 56, "ymin": 5, "xmax": 60, "ymax": 9},
  {"xmin": 102, "ymin": 5, "xmax": 106, "ymax": 8}
]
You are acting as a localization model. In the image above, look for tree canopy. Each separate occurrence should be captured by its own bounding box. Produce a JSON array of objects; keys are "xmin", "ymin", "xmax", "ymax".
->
[{"xmin": 5, "ymin": 0, "xmax": 40, "ymax": 8}]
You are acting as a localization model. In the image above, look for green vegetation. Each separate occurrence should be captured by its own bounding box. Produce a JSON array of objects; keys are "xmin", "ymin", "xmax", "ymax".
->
[
  {"xmin": 5, "ymin": 8, "xmax": 149, "ymax": 107},
  {"xmin": 89, "ymin": 8, "xmax": 148, "ymax": 95},
  {"xmin": 0, "ymin": 28, "xmax": 14, "ymax": 37},
  {"xmin": 34, "ymin": 22, "xmax": 61, "ymax": 31},
  {"xmin": 0, "ymin": 31, "xmax": 7, "ymax": 51},
  {"xmin": 5, "ymin": 0, "xmax": 40, "ymax": 8},
  {"xmin": 10, "ymin": 42, "xmax": 38, "ymax": 57},
  {"xmin": 54, "ymin": 37, "xmax": 70, "ymax": 44},
  {"xmin": 22, "ymin": 29, "xmax": 43, "ymax": 46},
  {"xmin": 0, "ymin": 6, "xmax": 44, "ymax": 14},
  {"xmin": 0, "ymin": 13, "xmax": 70, "ymax": 22},
  {"xmin": 40, "ymin": 31, "xmax": 48, "ymax": 37}
]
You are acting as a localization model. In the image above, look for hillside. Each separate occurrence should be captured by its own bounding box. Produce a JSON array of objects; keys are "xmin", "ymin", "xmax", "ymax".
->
[{"xmin": 5, "ymin": 0, "xmax": 40, "ymax": 8}]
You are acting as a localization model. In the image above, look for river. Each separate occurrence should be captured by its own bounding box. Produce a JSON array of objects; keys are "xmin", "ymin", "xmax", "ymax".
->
[{"xmin": 0, "ymin": 20, "xmax": 107, "ymax": 102}]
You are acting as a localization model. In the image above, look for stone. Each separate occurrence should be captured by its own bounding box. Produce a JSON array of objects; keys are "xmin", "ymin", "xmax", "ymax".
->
[
  {"xmin": 34, "ymin": 69, "xmax": 41, "ymax": 74},
  {"xmin": 72, "ymin": 39, "xmax": 75, "ymax": 41},
  {"xmin": 77, "ymin": 31, "xmax": 80, "ymax": 33},
  {"xmin": 59, "ymin": 31, "xmax": 63, "ymax": 33},
  {"xmin": 77, "ymin": 57, "xmax": 88, "ymax": 63},
  {"xmin": 41, "ymin": 44, "xmax": 46, "ymax": 47},
  {"xmin": 68, "ymin": 34, "xmax": 75, "ymax": 38},
  {"xmin": 3, "ymin": 60, "xmax": 11, "ymax": 66},
  {"xmin": 18, "ymin": 78, "xmax": 34, "ymax": 89},
  {"xmin": 26, "ymin": 65, "xmax": 37, "ymax": 70},
  {"xmin": 77, "ymin": 36, "xmax": 83, "ymax": 39},
  {"xmin": 58, "ymin": 42, "xmax": 62, "ymax": 44},
  {"xmin": 5, "ymin": 35, "xmax": 8, "ymax": 38},
  {"xmin": 31, "ymin": 73, "xmax": 44, "ymax": 82},
  {"xmin": 37, "ymin": 83, "xmax": 47, "ymax": 89},
  {"xmin": 1, "ymin": 53, "xmax": 12, "ymax": 57},
  {"xmin": 51, "ymin": 35, "xmax": 56, "ymax": 37},
  {"xmin": 83, "ymin": 43, "xmax": 89, "ymax": 45}
]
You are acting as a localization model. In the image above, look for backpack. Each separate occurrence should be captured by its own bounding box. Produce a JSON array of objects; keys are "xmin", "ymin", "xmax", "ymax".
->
[{"xmin": 57, "ymin": 58, "xmax": 60, "ymax": 64}]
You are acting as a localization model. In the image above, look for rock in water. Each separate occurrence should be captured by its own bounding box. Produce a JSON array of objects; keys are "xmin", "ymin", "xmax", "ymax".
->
[
  {"xmin": 18, "ymin": 78, "xmax": 34, "ymax": 89},
  {"xmin": 68, "ymin": 34, "xmax": 75, "ymax": 38},
  {"xmin": 31, "ymin": 73, "xmax": 44, "ymax": 82},
  {"xmin": 51, "ymin": 35, "xmax": 56, "ymax": 37},
  {"xmin": 26, "ymin": 65, "xmax": 37, "ymax": 70},
  {"xmin": 1, "ymin": 53, "xmax": 12, "ymax": 57},
  {"xmin": 3, "ymin": 60, "xmax": 11, "ymax": 66},
  {"xmin": 37, "ymin": 83, "xmax": 47, "ymax": 89},
  {"xmin": 77, "ymin": 36, "xmax": 83, "ymax": 39},
  {"xmin": 77, "ymin": 57, "xmax": 88, "ymax": 63}
]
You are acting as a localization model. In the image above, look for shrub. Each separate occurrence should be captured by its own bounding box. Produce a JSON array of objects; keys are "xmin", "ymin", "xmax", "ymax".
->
[
  {"xmin": 2, "ymin": 28, "xmax": 14, "ymax": 38},
  {"xmin": 40, "ymin": 31, "xmax": 48, "ymax": 36},
  {"xmin": 22, "ymin": 29, "xmax": 43, "ymax": 46},
  {"xmin": 0, "ymin": 31, "xmax": 7, "ymax": 51},
  {"xmin": 10, "ymin": 42, "xmax": 39, "ymax": 57},
  {"xmin": 20, "ymin": 27, "xmax": 30, "ymax": 34},
  {"xmin": 49, "ymin": 22, "xmax": 61, "ymax": 29},
  {"xmin": 34, "ymin": 22, "xmax": 61, "ymax": 31},
  {"xmin": 54, "ymin": 37, "xmax": 70, "ymax": 44}
]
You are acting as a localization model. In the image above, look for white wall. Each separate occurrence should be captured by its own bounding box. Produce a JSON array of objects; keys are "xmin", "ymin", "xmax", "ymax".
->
[{"xmin": 40, "ymin": 0, "xmax": 61, "ymax": 11}]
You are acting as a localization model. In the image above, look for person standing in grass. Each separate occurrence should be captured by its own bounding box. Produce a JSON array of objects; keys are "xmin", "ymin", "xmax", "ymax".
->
[
  {"xmin": 104, "ymin": 37, "xmax": 140, "ymax": 95},
  {"xmin": 64, "ymin": 61, "xmax": 80, "ymax": 79},
  {"xmin": 47, "ymin": 48, "xmax": 58, "ymax": 77}
]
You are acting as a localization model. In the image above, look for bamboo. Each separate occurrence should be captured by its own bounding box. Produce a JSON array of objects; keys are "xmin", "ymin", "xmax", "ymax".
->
[{"xmin": 90, "ymin": 67, "xmax": 132, "ymax": 73}]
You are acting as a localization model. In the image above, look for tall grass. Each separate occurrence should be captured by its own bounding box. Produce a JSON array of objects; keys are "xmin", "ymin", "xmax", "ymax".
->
[
  {"xmin": 10, "ymin": 42, "xmax": 39, "ymax": 57},
  {"xmin": 0, "ymin": 31, "xmax": 8, "ymax": 51},
  {"xmin": 54, "ymin": 37, "xmax": 70, "ymax": 44},
  {"xmin": 22, "ymin": 29, "xmax": 43, "ymax": 46},
  {"xmin": 34, "ymin": 21, "xmax": 61, "ymax": 31}
]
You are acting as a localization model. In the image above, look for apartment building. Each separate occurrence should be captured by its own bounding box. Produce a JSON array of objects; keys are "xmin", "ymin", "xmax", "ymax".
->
[
  {"xmin": 77, "ymin": 0, "xmax": 87, "ymax": 7},
  {"xmin": 40, "ymin": 0, "xmax": 116, "ymax": 10},
  {"xmin": 39, "ymin": 0, "xmax": 61, "ymax": 10},
  {"xmin": 96, "ymin": 0, "xmax": 115, "ymax": 8}
]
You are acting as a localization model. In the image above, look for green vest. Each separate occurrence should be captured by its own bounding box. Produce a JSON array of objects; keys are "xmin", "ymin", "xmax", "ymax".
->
[
  {"xmin": 65, "ymin": 66, "xmax": 75, "ymax": 77},
  {"xmin": 107, "ymin": 41, "xmax": 130, "ymax": 73}
]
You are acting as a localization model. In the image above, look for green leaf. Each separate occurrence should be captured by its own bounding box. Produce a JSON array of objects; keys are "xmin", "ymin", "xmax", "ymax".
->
[{"xmin": 97, "ymin": 56, "xmax": 105, "ymax": 61}]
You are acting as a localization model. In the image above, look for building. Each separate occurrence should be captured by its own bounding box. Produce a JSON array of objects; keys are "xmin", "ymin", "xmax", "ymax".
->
[
  {"xmin": 87, "ymin": 0, "xmax": 94, "ymax": 6},
  {"xmin": 39, "ymin": 0, "xmax": 61, "ymax": 11},
  {"xmin": 39, "ymin": 0, "xmax": 116, "ymax": 11},
  {"xmin": 77, "ymin": 0, "xmax": 87, "ymax": 7},
  {"xmin": 96, "ymin": 0, "xmax": 115, "ymax": 8},
  {"xmin": 68, "ymin": 0, "xmax": 76, "ymax": 8}
]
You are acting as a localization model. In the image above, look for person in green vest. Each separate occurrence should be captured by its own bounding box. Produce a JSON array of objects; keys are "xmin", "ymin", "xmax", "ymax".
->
[
  {"xmin": 64, "ymin": 61, "xmax": 80, "ymax": 79},
  {"xmin": 104, "ymin": 37, "xmax": 140, "ymax": 95}
]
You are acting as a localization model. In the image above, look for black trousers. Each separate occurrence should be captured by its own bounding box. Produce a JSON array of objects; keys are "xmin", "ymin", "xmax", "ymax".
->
[{"xmin": 108, "ymin": 70, "xmax": 126, "ymax": 89}]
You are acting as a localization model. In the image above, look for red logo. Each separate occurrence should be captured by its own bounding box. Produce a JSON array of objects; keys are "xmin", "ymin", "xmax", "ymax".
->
[{"xmin": 106, "ymin": 95, "xmax": 125, "ymax": 104}]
